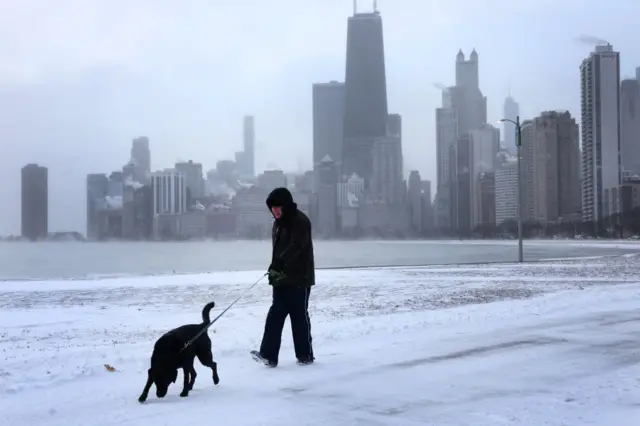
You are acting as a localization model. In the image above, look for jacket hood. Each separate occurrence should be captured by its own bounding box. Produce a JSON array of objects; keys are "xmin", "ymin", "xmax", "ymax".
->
[{"xmin": 266, "ymin": 187, "xmax": 297, "ymax": 219}]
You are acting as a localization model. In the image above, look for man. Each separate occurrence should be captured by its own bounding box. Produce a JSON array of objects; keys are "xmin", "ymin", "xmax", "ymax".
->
[{"xmin": 250, "ymin": 187, "xmax": 315, "ymax": 368}]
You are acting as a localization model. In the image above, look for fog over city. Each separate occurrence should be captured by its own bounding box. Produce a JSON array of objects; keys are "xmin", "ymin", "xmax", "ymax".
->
[{"xmin": 1, "ymin": 0, "xmax": 639, "ymax": 235}]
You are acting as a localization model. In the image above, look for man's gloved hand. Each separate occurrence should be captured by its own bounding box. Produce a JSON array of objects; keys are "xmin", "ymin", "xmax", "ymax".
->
[
  {"xmin": 268, "ymin": 259, "xmax": 286, "ymax": 283},
  {"xmin": 268, "ymin": 258, "xmax": 284, "ymax": 274}
]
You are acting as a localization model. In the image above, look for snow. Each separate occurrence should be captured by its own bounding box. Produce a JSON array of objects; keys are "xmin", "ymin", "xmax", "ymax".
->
[
  {"xmin": 104, "ymin": 195, "xmax": 123, "ymax": 210},
  {"xmin": 124, "ymin": 177, "xmax": 144, "ymax": 190},
  {"xmin": 1, "ymin": 256, "xmax": 640, "ymax": 425}
]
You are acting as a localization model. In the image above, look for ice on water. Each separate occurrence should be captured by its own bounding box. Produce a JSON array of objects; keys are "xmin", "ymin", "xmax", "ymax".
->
[{"xmin": 1, "ymin": 255, "xmax": 640, "ymax": 425}]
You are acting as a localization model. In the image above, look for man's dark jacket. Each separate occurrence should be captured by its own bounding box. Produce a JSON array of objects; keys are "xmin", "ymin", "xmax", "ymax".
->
[{"xmin": 265, "ymin": 187, "xmax": 315, "ymax": 287}]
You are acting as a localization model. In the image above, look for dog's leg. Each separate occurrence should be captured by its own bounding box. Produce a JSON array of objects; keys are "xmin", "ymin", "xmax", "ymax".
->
[
  {"xmin": 197, "ymin": 350, "xmax": 220, "ymax": 385},
  {"xmin": 179, "ymin": 360, "xmax": 194, "ymax": 397},
  {"xmin": 188, "ymin": 365, "xmax": 197, "ymax": 391},
  {"xmin": 138, "ymin": 369, "xmax": 153, "ymax": 403}
]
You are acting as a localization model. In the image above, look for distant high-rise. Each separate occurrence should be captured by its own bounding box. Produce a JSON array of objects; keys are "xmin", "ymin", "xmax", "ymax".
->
[
  {"xmin": 151, "ymin": 170, "xmax": 187, "ymax": 216},
  {"xmin": 243, "ymin": 115, "xmax": 255, "ymax": 177},
  {"xmin": 257, "ymin": 170, "xmax": 287, "ymax": 193},
  {"xmin": 469, "ymin": 125, "xmax": 500, "ymax": 229},
  {"xmin": 531, "ymin": 111, "xmax": 582, "ymax": 223},
  {"xmin": 175, "ymin": 160, "xmax": 205, "ymax": 201},
  {"xmin": 451, "ymin": 51, "xmax": 487, "ymax": 134},
  {"xmin": 503, "ymin": 96, "xmax": 520, "ymax": 155},
  {"xmin": 316, "ymin": 155, "xmax": 339, "ymax": 237},
  {"xmin": 420, "ymin": 180, "xmax": 433, "ymax": 231},
  {"xmin": 312, "ymin": 81, "xmax": 345, "ymax": 191},
  {"xmin": 445, "ymin": 49, "xmax": 487, "ymax": 235},
  {"xmin": 342, "ymin": 8, "xmax": 388, "ymax": 184},
  {"xmin": 620, "ymin": 79, "xmax": 640, "ymax": 175},
  {"xmin": 407, "ymin": 171, "xmax": 422, "ymax": 232},
  {"xmin": 580, "ymin": 44, "xmax": 622, "ymax": 223},
  {"xmin": 131, "ymin": 137, "xmax": 151, "ymax": 184},
  {"xmin": 495, "ymin": 161, "xmax": 518, "ymax": 225},
  {"xmin": 86, "ymin": 173, "xmax": 109, "ymax": 239},
  {"xmin": 520, "ymin": 120, "xmax": 536, "ymax": 222},
  {"xmin": 371, "ymin": 114, "xmax": 403, "ymax": 203},
  {"xmin": 435, "ymin": 96, "xmax": 458, "ymax": 229},
  {"xmin": 21, "ymin": 164, "xmax": 48, "ymax": 240},
  {"xmin": 455, "ymin": 48, "xmax": 479, "ymax": 89},
  {"xmin": 449, "ymin": 135, "xmax": 472, "ymax": 235}
]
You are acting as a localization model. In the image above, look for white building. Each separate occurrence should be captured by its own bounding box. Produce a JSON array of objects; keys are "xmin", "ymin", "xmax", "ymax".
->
[
  {"xmin": 150, "ymin": 169, "xmax": 187, "ymax": 239},
  {"xmin": 151, "ymin": 169, "xmax": 187, "ymax": 216},
  {"xmin": 337, "ymin": 173, "xmax": 365, "ymax": 207},
  {"xmin": 495, "ymin": 161, "xmax": 518, "ymax": 225},
  {"xmin": 580, "ymin": 43, "xmax": 622, "ymax": 222}
]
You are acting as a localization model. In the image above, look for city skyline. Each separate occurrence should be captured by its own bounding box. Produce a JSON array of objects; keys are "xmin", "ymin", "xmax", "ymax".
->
[{"xmin": 2, "ymin": 1, "xmax": 640, "ymax": 234}]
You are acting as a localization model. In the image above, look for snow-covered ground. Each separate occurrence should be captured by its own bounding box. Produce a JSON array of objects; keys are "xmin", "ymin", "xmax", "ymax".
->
[{"xmin": 1, "ymin": 255, "xmax": 640, "ymax": 425}]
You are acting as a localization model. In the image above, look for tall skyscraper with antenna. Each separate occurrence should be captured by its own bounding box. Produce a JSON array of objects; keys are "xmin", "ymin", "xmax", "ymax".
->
[{"xmin": 342, "ymin": 2, "xmax": 388, "ymax": 186}]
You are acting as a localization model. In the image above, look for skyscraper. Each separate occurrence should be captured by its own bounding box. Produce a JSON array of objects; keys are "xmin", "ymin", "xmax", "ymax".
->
[
  {"xmin": 243, "ymin": 115, "xmax": 255, "ymax": 177},
  {"xmin": 86, "ymin": 173, "xmax": 109, "ymax": 239},
  {"xmin": 503, "ymin": 96, "xmax": 520, "ymax": 155},
  {"xmin": 449, "ymin": 134, "xmax": 472, "ymax": 235},
  {"xmin": 312, "ymin": 81, "xmax": 344, "ymax": 191},
  {"xmin": 495, "ymin": 161, "xmax": 518, "ymax": 225},
  {"xmin": 452, "ymin": 50, "xmax": 487, "ymax": 134},
  {"xmin": 520, "ymin": 120, "xmax": 536, "ymax": 222},
  {"xmin": 407, "ymin": 171, "xmax": 422, "ymax": 232},
  {"xmin": 580, "ymin": 44, "xmax": 622, "ymax": 224},
  {"xmin": 175, "ymin": 160, "xmax": 205, "ymax": 201},
  {"xmin": 620, "ymin": 79, "xmax": 640, "ymax": 176},
  {"xmin": 131, "ymin": 137, "xmax": 151, "ymax": 184},
  {"xmin": 469, "ymin": 125, "xmax": 500, "ymax": 228},
  {"xmin": 151, "ymin": 170, "xmax": 187, "ymax": 216},
  {"xmin": 371, "ymin": 114, "xmax": 403, "ymax": 203},
  {"xmin": 444, "ymin": 49, "xmax": 487, "ymax": 234},
  {"xmin": 21, "ymin": 164, "xmax": 48, "ymax": 240},
  {"xmin": 435, "ymin": 90, "xmax": 458, "ymax": 229},
  {"xmin": 316, "ymin": 155, "xmax": 339, "ymax": 237},
  {"xmin": 531, "ymin": 111, "xmax": 582, "ymax": 223},
  {"xmin": 342, "ymin": 7, "xmax": 388, "ymax": 184}
]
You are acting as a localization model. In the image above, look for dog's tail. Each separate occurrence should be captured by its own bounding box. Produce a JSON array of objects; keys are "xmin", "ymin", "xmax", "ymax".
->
[{"xmin": 202, "ymin": 301, "xmax": 216, "ymax": 324}]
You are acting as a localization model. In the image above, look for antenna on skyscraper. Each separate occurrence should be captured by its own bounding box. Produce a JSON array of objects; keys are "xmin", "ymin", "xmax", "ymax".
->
[
  {"xmin": 373, "ymin": 0, "xmax": 377, "ymax": 12},
  {"xmin": 353, "ymin": 0, "xmax": 357, "ymax": 14}
]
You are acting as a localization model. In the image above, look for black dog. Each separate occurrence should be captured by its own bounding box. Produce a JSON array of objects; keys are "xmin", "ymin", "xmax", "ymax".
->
[{"xmin": 138, "ymin": 302, "xmax": 220, "ymax": 403}]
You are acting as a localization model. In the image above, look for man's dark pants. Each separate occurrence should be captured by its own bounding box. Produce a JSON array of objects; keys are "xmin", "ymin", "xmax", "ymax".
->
[{"xmin": 259, "ymin": 285, "xmax": 314, "ymax": 365}]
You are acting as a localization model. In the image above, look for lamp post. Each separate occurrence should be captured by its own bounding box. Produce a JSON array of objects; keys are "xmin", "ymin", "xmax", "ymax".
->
[{"xmin": 498, "ymin": 115, "xmax": 524, "ymax": 263}]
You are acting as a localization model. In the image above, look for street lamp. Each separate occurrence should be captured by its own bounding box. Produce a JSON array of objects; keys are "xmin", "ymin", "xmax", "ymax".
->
[{"xmin": 498, "ymin": 115, "xmax": 524, "ymax": 263}]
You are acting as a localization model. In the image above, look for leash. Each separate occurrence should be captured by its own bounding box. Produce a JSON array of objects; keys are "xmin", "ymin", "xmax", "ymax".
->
[{"xmin": 180, "ymin": 273, "xmax": 268, "ymax": 352}]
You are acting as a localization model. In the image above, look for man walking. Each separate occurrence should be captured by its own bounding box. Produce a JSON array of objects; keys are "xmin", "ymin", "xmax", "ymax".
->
[{"xmin": 251, "ymin": 187, "xmax": 315, "ymax": 367}]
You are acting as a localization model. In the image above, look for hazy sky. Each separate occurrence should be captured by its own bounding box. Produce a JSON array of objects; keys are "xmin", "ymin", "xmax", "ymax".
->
[{"xmin": 1, "ymin": 0, "xmax": 639, "ymax": 235}]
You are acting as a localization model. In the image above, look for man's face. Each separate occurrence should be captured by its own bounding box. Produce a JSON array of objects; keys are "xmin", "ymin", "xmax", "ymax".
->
[{"xmin": 271, "ymin": 206, "xmax": 283, "ymax": 219}]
